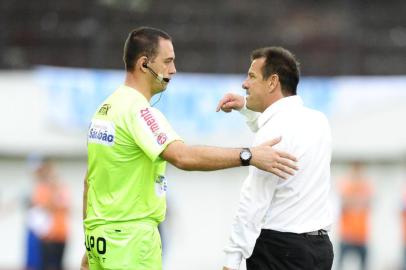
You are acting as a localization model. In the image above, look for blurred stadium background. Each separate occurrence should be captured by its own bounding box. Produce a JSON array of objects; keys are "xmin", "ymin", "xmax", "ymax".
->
[{"xmin": 1, "ymin": 0, "xmax": 406, "ymax": 269}]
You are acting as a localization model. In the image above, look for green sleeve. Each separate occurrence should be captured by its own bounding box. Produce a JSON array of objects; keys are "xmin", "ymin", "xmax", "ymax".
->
[{"xmin": 128, "ymin": 106, "xmax": 182, "ymax": 161}]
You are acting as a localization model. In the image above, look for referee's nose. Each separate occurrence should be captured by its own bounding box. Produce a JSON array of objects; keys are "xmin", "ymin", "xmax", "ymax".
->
[{"xmin": 169, "ymin": 62, "xmax": 176, "ymax": 75}]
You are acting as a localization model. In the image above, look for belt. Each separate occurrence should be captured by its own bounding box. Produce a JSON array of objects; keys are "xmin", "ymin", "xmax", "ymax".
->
[{"xmin": 302, "ymin": 229, "xmax": 328, "ymax": 236}]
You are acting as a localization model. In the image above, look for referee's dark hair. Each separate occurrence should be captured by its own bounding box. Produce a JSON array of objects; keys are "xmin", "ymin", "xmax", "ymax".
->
[
  {"xmin": 251, "ymin": 47, "xmax": 300, "ymax": 96},
  {"xmin": 123, "ymin": 27, "xmax": 172, "ymax": 72}
]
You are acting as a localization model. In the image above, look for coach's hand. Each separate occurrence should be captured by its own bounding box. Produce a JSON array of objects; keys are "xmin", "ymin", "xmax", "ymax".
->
[
  {"xmin": 80, "ymin": 253, "xmax": 89, "ymax": 270},
  {"xmin": 216, "ymin": 93, "xmax": 245, "ymax": 113},
  {"xmin": 250, "ymin": 137, "xmax": 298, "ymax": 179}
]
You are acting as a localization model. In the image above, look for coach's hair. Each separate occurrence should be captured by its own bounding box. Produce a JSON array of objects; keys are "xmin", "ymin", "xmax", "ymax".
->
[
  {"xmin": 123, "ymin": 26, "xmax": 172, "ymax": 72},
  {"xmin": 251, "ymin": 47, "xmax": 300, "ymax": 96}
]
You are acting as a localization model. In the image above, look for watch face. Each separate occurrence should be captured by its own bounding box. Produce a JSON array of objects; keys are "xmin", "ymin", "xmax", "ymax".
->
[{"xmin": 241, "ymin": 150, "xmax": 251, "ymax": 160}]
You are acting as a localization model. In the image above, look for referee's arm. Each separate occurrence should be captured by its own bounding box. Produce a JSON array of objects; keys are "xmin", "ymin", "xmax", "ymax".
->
[
  {"xmin": 80, "ymin": 172, "xmax": 89, "ymax": 270},
  {"xmin": 82, "ymin": 171, "xmax": 88, "ymax": 220},
  {"xmin": 161, "ymin": 139, "xmax": 297, "ymax": 178}
]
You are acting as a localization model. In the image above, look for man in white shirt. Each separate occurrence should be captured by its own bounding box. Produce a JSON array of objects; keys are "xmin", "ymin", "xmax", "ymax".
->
[{"xmin": 217, "ymin": 47, "xmax": 334, "ymax": 270}]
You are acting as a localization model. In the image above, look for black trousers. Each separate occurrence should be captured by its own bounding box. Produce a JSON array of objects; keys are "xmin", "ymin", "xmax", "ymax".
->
[{"xmin": 247, "ymin": 229, "xmax": 334, "ymax": 270}]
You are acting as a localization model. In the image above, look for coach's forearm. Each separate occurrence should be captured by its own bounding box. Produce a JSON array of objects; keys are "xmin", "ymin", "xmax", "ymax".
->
[{"xmin": 162, "ymin": 141, "xmax": 241, "ymax": 171}]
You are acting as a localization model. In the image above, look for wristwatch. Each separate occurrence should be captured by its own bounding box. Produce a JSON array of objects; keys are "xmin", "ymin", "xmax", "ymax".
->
[{"xmin": 240, "ymin": 148, "xmax": 252, "ymax": 166}]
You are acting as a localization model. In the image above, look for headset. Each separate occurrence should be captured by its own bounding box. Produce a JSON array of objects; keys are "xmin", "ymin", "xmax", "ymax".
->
[
  {"xmin": 142, "ymin": 61, "xmax": 169, "ymax": 106},
  {"xmin": 142, "ymin": 62, "xmax": 170, "ymax": 83}
]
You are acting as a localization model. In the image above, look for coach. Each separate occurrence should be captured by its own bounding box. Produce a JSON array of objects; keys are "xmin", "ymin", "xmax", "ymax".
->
[{"xmin": 217, "ymin": 47, "xmax": 334, "ymax": 270}]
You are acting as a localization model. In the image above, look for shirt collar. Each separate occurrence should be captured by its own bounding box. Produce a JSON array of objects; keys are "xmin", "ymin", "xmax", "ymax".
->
[{"xmin": 258, "ymin": 95, "xmax": 304, "ymax": 128}]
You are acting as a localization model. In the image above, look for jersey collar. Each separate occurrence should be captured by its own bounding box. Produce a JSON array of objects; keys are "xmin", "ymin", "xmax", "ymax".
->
[{"xmin": 119, "ymin": 85, "xmax": 150, "ymax": 106}]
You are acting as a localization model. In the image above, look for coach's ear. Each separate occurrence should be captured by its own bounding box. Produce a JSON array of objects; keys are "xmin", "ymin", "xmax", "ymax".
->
[{"xmin": 267, "ymin": 74, "xmax": 279, "ymax": 93}]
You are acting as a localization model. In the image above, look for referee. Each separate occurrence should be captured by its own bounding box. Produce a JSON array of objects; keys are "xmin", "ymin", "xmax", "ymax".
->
[
  {"xmin": 217, "ymin": 47, "xmax": 334, "ymax": 270},
  {"xmin": 80, "ymin": 27, "xmax": 298, "ymax": 270}
]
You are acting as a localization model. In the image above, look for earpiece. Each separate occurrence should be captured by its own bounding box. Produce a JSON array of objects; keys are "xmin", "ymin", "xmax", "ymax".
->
[{"xmin": 142, "ymin": 62, "xmax": 148, "ymax": 68}]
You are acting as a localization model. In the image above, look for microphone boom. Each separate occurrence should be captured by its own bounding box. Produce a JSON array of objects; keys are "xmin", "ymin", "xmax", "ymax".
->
[{"xmin": 145, "ymin": 64, "xmax": 170, "ymax": 84}]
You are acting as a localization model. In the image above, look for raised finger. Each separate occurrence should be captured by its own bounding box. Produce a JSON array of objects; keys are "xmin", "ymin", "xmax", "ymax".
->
[{"xmin": 216, "ymin": 98, "xmax": 229, "ymax": 112}]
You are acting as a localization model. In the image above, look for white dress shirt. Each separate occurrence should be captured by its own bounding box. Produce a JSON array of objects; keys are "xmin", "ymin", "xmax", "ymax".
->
[{"xmin": 224, "ymin": 95, "xmax": 333, "ymax": 269}]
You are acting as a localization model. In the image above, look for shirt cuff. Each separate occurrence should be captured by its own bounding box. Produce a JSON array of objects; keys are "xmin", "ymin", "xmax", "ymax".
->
[
  {"xmin": 224, "ymin": 251, "xmax": 243, "ymax": 270},
  {"xmin": 238, "ymin": 97, "xmax": 258, "ymax": 120}
]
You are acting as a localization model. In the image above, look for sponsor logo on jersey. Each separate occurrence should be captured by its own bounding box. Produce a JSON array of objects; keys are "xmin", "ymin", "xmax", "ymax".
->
[
  {"xmin": 140, "ymin": 108, "xmax": 168, "ymax": 145},
  {"xmin": 140, "ymin": 108, "xmax": 159, "ymax": 133},
  {"xmin": 97, "ymin": 104, "xmax": 111, "ymax": 115},
  {"xmin": 88, "ymin": 119, "xmax": 115, "ymax": 146},
  {"xmin": 157, "ymin": 133, "xmax": 167, "ymax": 145},
  {"xmin": 155, "ymin": 175, "xmax": 167, "ymax": 197}
]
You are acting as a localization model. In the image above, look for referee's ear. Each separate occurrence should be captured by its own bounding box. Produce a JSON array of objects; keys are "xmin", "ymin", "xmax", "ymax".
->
[{"xmin": 137, "ymin": 56, "xmax": 149, "ymax": 72}]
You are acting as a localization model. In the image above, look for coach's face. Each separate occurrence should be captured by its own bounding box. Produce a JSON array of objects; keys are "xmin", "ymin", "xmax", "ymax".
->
[{"xmin": 242, "ymin": 58, "xmax": 269, "ymax": 112}]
